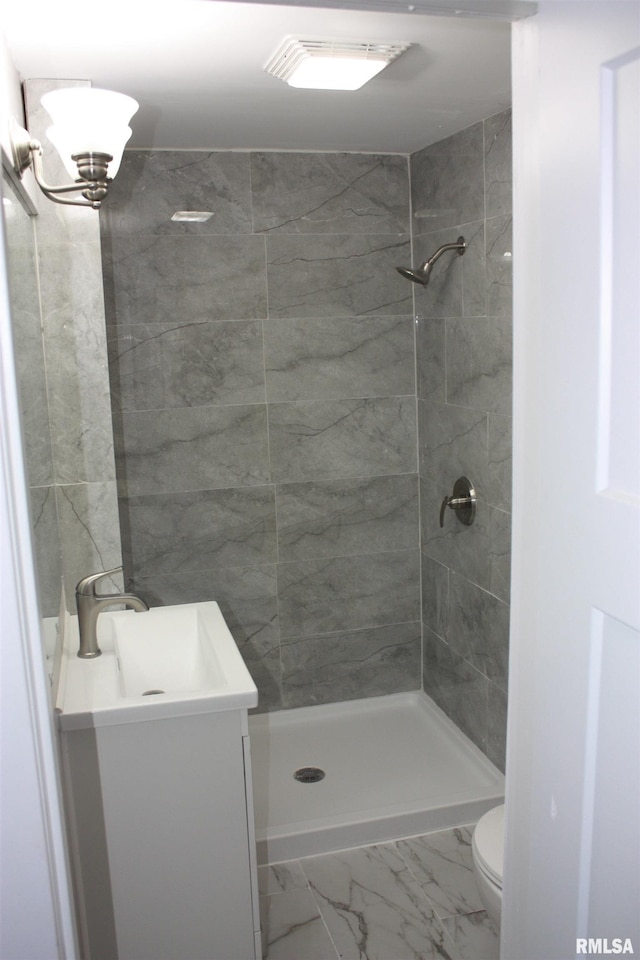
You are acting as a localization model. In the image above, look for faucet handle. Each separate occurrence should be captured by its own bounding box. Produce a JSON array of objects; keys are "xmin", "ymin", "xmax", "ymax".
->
[{"xmin": 76, "ymin": 566, "xmax": 124, "ymax": 596}]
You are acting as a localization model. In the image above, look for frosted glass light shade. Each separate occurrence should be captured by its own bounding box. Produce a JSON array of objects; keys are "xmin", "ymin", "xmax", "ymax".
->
[
  {"xmin": 286, "ymin": 56, "xmax": 388, "ymax": 90},
  {"xmin": 41, "ymin": 87, "xmax": 139, "ymax": 180}
]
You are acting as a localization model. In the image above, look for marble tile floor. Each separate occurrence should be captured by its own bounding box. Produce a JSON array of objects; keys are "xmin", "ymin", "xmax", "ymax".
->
[{"xmin": 258, "ymin": 824, "xmax": 500, "ymax": 960}]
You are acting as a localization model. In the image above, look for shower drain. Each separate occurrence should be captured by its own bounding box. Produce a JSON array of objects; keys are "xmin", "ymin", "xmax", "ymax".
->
[{"xmin": 293, "ymin": 766, "xmax": 325, "ymax": 784}]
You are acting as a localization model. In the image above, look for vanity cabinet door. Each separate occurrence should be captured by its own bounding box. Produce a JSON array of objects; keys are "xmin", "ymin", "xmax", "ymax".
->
[{"xmin": 63, "ymin": 708, "xmax": 259, "ymax": 960}]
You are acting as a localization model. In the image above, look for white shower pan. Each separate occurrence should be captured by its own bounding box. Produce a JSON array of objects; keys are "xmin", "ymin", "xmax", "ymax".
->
[{"xmin": 249, "ymin": 690, "xmax": 504, "ymax": 863}]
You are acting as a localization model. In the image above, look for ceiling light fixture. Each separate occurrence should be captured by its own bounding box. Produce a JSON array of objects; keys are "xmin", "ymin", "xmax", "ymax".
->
[
  {"xmin": 11, "ymin": 87, "xmax": 139, "ymax": 210},
  {"xmin": 264, "ymin": 37, "xmax": 411, "ymax": 91}
]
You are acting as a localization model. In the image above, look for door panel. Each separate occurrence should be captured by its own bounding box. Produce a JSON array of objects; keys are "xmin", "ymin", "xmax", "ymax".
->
[{"xmin": 505, "ymin": 4, "xmax": 640, "ymax": 957}]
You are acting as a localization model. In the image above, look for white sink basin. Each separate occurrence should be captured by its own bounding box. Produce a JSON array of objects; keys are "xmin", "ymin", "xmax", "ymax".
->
[
  {"xmin": 57, "ymin": 602, "xmax": 258, "ymax": 729},
  {"xmin": 112, "ymin": 605, "xmax": 226, "ymax": 698}
]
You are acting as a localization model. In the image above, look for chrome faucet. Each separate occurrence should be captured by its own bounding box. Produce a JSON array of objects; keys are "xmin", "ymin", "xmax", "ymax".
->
[{"xmin": 76, "ymin": 566, "xmax": 149, "ymax": 659}]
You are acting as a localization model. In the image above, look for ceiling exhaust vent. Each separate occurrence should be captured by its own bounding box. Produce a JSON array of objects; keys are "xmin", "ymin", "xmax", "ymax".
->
[{"xmin": 264, "ymin": 36, "xmax": 411, "ymax": 91}]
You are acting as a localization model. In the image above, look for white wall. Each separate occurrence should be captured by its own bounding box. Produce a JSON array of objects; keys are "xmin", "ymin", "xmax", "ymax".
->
[
  {"xmin": 0, "ymin": 193, "xmax": 78, "ymax": 960},
  {"xmin": 1, "ymin": 29, "xmax": 23, "ymax": 153},
  {"xmin": 0, "ymin": 27, "xmax": 78, "ymax": 960},
  {"xmin": 1, "ymin": 29, "xmax": 38, "ymax": 206}
]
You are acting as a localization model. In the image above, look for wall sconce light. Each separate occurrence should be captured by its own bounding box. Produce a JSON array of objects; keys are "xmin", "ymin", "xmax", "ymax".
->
[{"xmin": 11, "ymin": 87, "xmax": 139, "ymax": 210}]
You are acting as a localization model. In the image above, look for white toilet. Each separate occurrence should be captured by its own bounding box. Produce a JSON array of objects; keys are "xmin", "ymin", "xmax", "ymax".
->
[{"xmin": 472, "ymin": 803, "xmax": 505, "ymax": 927}]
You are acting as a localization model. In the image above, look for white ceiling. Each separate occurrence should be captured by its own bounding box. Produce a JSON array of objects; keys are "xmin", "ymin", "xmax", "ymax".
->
[{"xmin": 3, "ymin": 0, "xmax": 519, "ymax": 155}]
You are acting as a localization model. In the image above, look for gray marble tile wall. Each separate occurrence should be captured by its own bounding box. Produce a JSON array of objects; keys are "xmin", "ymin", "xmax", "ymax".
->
[
  {"xmin": 3, "ymin": 172, "xmax": 61, "ymax": 622},
  {"xmin": 412, "ymin": 110, "xmax": 512, "ymax": 771},
  {"xmin": 100, "ymin": 150, "xmax": 421, "ymax": 712}
]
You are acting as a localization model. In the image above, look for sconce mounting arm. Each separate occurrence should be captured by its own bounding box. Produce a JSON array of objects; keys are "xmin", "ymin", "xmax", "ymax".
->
[{"xmin": 11, "ymin": 123, "xmax": 111, "ymax": 210}]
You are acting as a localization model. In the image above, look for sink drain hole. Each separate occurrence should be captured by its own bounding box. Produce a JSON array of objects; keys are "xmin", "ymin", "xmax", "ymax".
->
[
  {"xmin": 142, "ymin": 689, "xmax": 165, "ymax": 696},
  {"xmin": 293, "ymin": 766, "xmax": 325, "ymax": 784}
]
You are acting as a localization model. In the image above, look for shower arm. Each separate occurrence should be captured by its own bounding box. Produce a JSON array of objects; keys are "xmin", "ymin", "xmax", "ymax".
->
[
  {"xmin": 396, "ymin": 235, "xmax": 466, "ymax": 286},
  {"xmin": 421, "ymin": 237, "xmax": 467, "ymax": 272}
]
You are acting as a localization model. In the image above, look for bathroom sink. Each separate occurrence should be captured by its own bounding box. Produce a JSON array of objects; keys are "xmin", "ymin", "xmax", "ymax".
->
[
  {"xmin": 111, "ymin": 605, "xmax": 226, "ymax": 698},
  {"xmin": 57, "ymin": 601, "xmax": 258, "ymax": 729}
]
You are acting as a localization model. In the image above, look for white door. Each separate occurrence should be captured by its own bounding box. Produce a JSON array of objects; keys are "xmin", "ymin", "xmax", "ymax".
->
[{"xmin": 504, "ymin": 3, "xmax": 640, "ymax": 958}]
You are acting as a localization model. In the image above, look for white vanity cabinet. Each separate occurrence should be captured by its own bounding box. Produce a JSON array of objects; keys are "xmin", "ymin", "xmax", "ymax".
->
[{"xmin": 57, "ymin": 603, "xmax": 261, "ymax": 960}]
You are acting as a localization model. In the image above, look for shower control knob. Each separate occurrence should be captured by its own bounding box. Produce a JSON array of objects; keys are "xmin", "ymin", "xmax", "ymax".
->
[{"xmin": 439, "ymin": 477, "xmax": 476, "ymax": 528}]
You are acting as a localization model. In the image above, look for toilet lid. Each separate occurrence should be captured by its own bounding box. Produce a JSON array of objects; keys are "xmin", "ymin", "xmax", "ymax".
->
[{"xmin": 473, "ymin": 804, "xmax": 504, "ymax": 888}]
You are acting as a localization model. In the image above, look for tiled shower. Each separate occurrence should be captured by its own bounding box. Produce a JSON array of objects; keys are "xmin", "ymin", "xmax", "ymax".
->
[
  {"xmin": 415, "ymin": 111, "xmax": 512, "ymax": 771},
  {"xmin": 100, "ymin": 109, "xmax": 512, "ymax": 770}
]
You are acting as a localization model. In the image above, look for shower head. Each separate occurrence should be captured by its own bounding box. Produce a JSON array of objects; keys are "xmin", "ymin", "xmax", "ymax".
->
[
  {"xmin": 396, "ymin": 236, "xmax": 467, "ymax": 286},
  {"xmin": 396, "ymin": 264, "xmax": 431, "ymax": 285}
]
